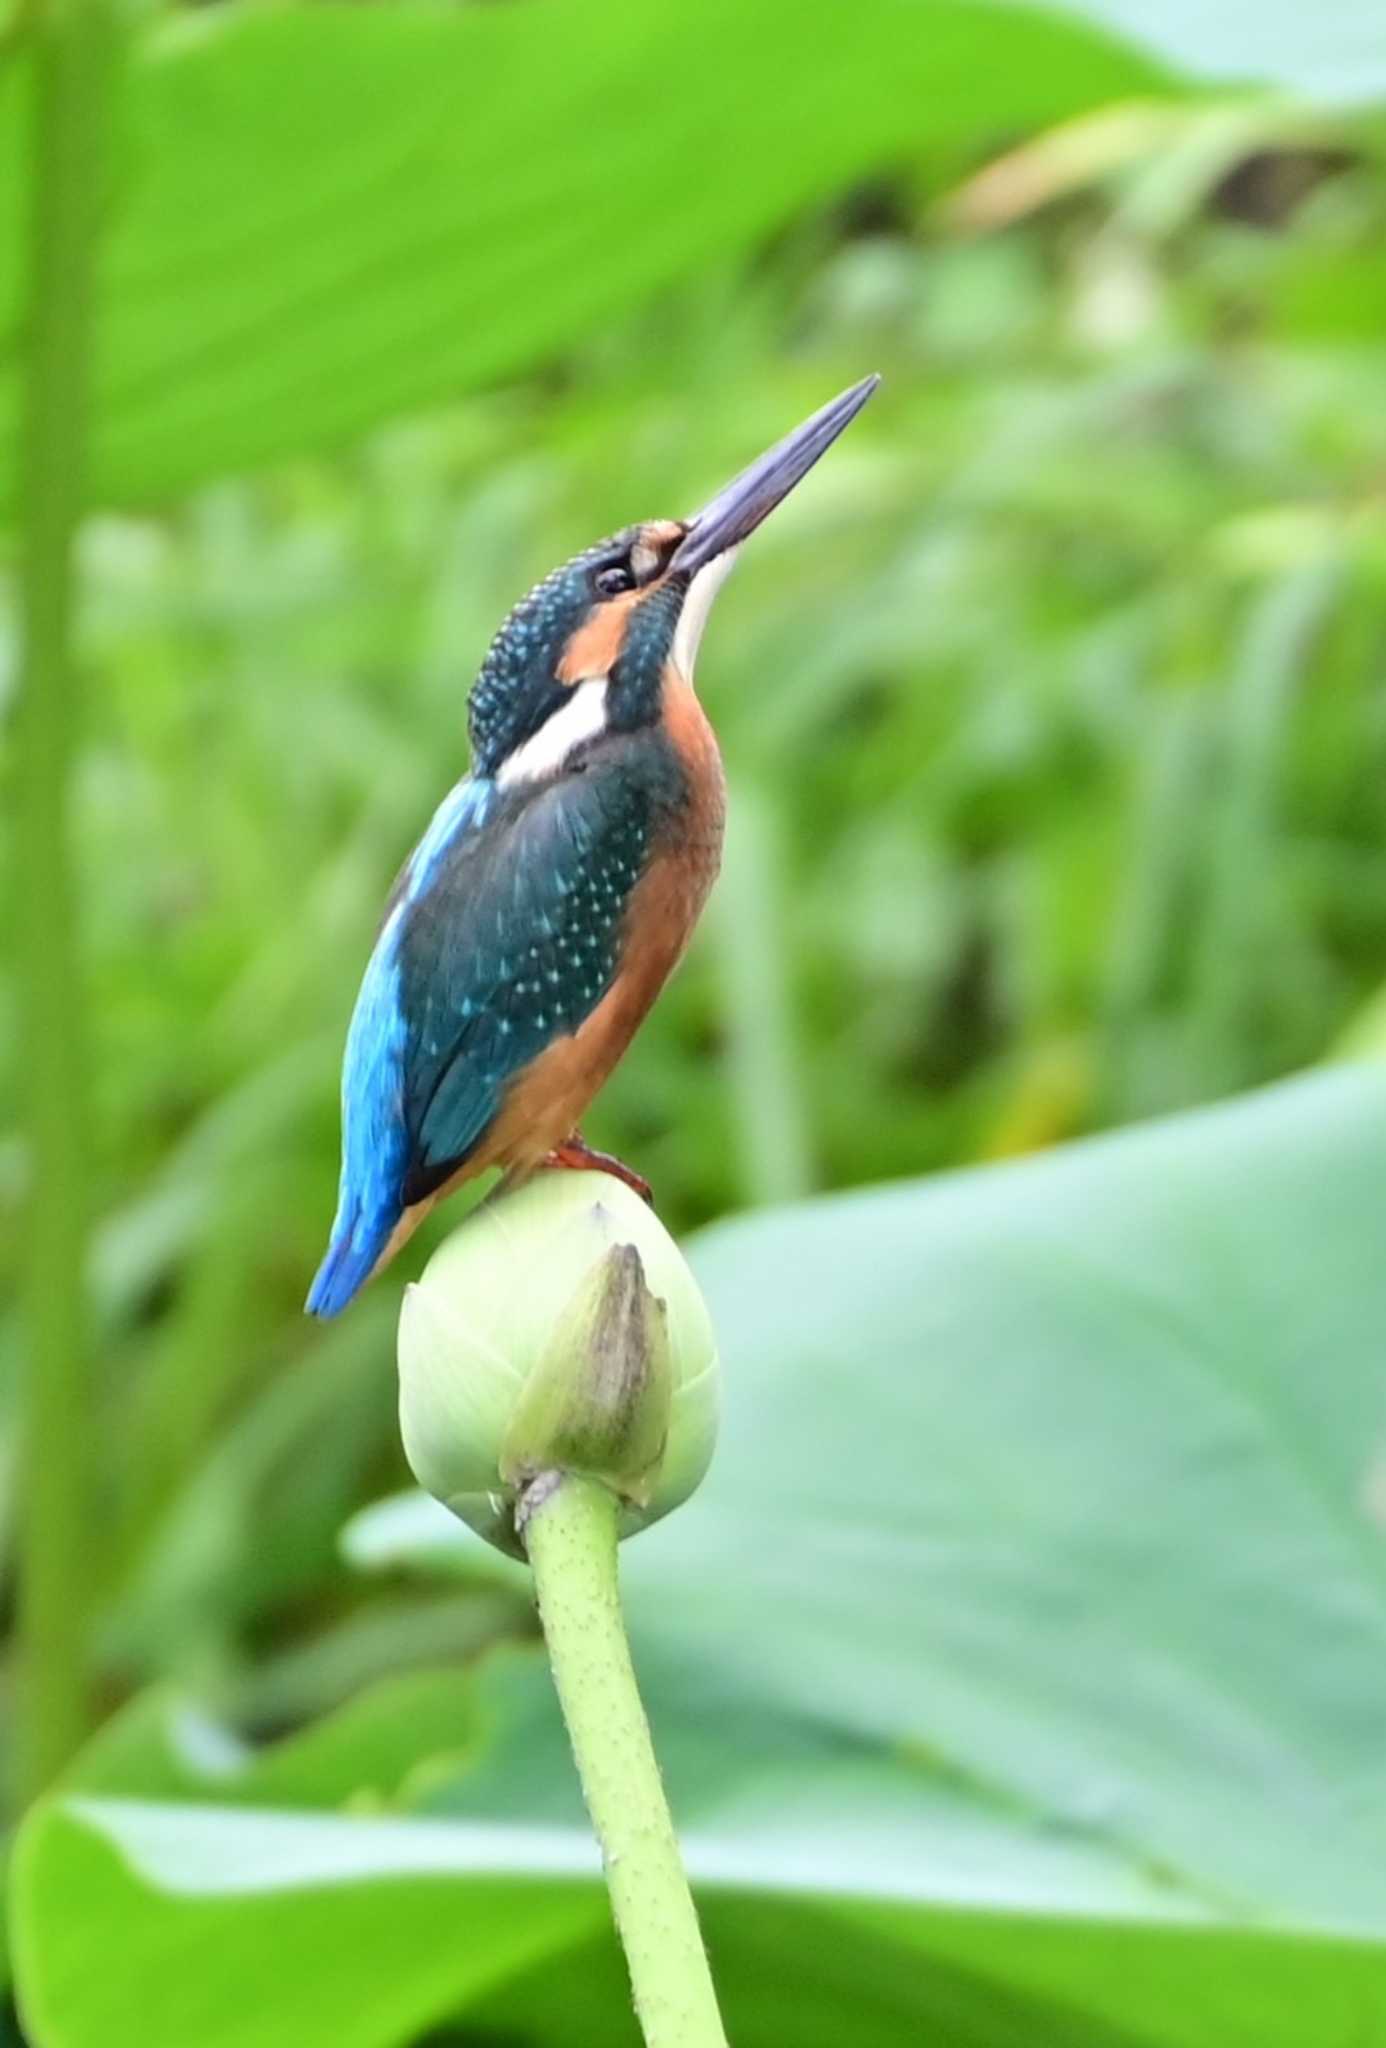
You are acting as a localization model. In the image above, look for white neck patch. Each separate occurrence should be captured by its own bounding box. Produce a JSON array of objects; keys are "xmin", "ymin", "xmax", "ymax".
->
[
  {"xmin": 497, "ymin": 676, "xmax": 609, "ymax": 788},
  {"xmin": 672, "ymin": 548, "xmax": 739, "ymax": 681}
]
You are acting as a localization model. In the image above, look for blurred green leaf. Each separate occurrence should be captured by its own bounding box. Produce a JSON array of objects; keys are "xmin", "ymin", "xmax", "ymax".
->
[
  {"xmin": 17, "ymin": 1803, "xmax": 603, "ymax": 2048},
  {"xmin": 342, "ymin": 1488, "xmax": 528, "ymax": 1594},
  {"xmin": 0, "ymin": 0, "xmax": 1171, "ymax": 512},
  {"xmin": 16, "ymin": 1069, "xmax": 1386, "ymax": 2045},
  {"xmin": 1272, "ymin": 247, "xmax": 1386, "ymax": 337}
]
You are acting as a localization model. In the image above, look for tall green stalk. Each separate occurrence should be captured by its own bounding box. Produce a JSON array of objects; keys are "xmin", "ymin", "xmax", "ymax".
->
[
  {"xmin": 13, "ymin": 0, "xmax": 114, "ymax": 1799},
  {"xmin": 1190, "ymin": 560, "xmax": 1337, "ymax": 1095},
  {"xmin": 714, "ymin": 781, "xmax": 813, "ymax": 1208},
  {"xmin": 523, "ymin": 1474, "xmax": 727, "ymax": 2048}
]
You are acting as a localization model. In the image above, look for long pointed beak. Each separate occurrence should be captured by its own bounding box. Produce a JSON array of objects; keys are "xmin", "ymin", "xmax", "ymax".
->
[{"xmin": 668, "ymin": 374, "xmax": 880, "ymax": 579}]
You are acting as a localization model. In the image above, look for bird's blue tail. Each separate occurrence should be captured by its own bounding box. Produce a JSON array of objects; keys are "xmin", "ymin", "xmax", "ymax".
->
[{"xmin": 305, "ymin": 1199, "xmax": 397, "ymax": 1318}]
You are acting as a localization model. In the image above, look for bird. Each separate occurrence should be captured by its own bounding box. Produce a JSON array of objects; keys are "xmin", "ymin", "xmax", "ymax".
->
[{"xmin": 307, "ymin": 374, "xmax": 879, "ymax": 1316}]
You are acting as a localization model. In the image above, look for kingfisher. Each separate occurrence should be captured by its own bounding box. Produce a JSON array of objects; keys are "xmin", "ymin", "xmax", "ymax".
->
[{"xmin": 307, "ymin": 375, "xmax": 879, "ymax": 1317}]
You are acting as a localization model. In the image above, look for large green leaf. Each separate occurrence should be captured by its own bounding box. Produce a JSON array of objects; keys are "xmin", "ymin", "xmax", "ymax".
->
[
  {"xmin": 15, "ymin": 1069, "xmax": 1386, "ymax": 2045},
  {"xmin": 1, "ymin": 0, "xmax": 1174, "ymax": 512},
  {"xmin": 631, "ymin": 1062, "xmax": 1386, "ymax": 1934},
  {"xmin": 6, "ymin": 0, "xmax": 1379, "ymax": 520},
  {"xmin": 14, "ymin": 1655, "xmax": 1385, "ymax": 2048}
]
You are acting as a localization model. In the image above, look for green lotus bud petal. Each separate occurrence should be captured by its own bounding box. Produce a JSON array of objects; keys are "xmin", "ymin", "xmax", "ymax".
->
[
  {"xmin": 500, "ymin": 1242, "xmax": 672, "ymax": 1504},
  {"xmin": 397, "ymin": 1172, "xmax": 718, "ymax": 1556}
]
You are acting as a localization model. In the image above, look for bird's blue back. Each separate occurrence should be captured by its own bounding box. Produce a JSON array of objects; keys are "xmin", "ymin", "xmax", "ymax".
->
[{"xmin": 306, "ymin": 749, "xmax": 668, "ymax": 1316}]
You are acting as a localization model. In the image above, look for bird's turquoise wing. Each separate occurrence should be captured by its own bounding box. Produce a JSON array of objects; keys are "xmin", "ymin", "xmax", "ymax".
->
[
  {"xmin": 397, "ymin": 763, "xmax": 654, "ymax": 1197},
  {"xmin": 307, "ymin": 763, "xmax": 655, "ymax": 1316},
  {"xmin": 307, "ymin": 775, "xmax": 496, "ymax": 1315}
]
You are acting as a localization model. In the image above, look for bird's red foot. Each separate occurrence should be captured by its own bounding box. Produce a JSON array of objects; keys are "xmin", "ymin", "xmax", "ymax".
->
[{"xmin": 544, "ymin": 1133, "xmax": 654, "ymax": 1206}]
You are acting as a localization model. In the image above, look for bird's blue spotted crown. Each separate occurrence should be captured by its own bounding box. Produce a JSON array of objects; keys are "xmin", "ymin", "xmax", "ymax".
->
[{"xmin": 467, "ymin": 529, "xmax": 682, "ymax": 778}]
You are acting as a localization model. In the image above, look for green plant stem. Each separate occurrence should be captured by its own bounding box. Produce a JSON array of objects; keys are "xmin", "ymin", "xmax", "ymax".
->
[
  {"xmin": 1190, "ymin": 559, "xmax": 1337, "ymax": 1094},
  {"xmin": 522, "ymin": 1473, "xmax": 728, "ymax": 2048},
  {"xmin": 714, "ymin": 780, "xmax": 813, "ymax": 1208},
  {"xmin": 14, "ymin": 0, "xmax": 115, "ymax": 1799}
]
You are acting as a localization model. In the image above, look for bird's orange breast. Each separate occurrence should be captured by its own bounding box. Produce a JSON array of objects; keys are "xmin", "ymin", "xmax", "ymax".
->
[{"xmin": 477, "ymin": 666, "xmax": 724, "ymax": 1176}]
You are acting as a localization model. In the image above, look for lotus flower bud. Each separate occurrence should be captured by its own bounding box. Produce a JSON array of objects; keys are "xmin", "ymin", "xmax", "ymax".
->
[{"xmin": 397, "ymin": 1172, "xmax": 718, "ymax": 1556}]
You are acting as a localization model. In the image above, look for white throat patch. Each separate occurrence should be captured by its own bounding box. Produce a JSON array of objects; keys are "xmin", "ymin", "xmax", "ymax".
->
[
  {"xmin": 496, "ymin": 676, "xmax": 609, "ymax": 788},
  {"xmin": 672, "ymin": 548, "xmax": 739, "ymax": 680}
]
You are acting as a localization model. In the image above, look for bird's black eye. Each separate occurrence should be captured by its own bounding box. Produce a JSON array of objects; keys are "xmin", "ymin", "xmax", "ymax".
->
[{"xmin": 595, "ymin": 563, "xmax": 634, "ymax": 597}]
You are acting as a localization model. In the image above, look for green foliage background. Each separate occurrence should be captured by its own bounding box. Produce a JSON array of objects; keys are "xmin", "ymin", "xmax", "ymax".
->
[{"xmin": 4, "ymin": 1, "xmax": 1386, "ymax": 2042}]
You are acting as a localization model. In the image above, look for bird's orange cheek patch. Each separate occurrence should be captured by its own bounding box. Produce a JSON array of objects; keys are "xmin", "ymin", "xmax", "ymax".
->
[{"xmin": 556, "ymin": 590, "xmax": 644, "ymax": 684}]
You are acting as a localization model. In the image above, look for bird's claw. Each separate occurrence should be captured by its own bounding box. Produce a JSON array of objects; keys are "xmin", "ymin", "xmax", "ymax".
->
[{"xmin": 543, "ymin": 1134, "xmax": 654, "ymax": 1206}]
